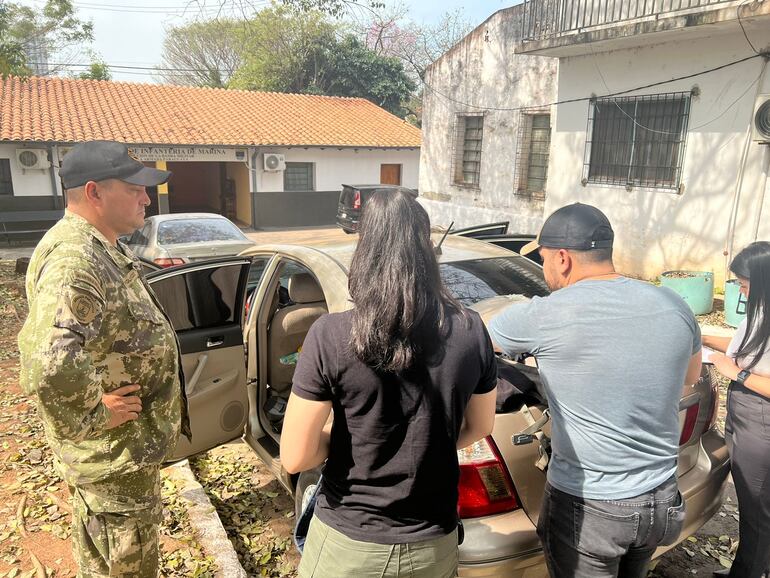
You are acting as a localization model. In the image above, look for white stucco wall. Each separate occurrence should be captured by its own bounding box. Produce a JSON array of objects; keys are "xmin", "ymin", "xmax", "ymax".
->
[
  {"xmin": 546, "ymin": 30, "xmax": 770, "ymax": 286},
  {"xmin": 255, "ymin": 147, "xmax": 419, "ymax": 192},
  {"xmin": 0, "ymin": 143, "xmax": 56, "ymax": 196},
  {"xmin": 419, "ymin": 5, "xmax": 558, "ymax": 234}
]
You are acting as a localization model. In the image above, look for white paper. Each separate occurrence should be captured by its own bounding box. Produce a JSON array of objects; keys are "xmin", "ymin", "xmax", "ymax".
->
[{"xmin": 702, "ymin": 346, "xmax": 716, "ymax": 364}]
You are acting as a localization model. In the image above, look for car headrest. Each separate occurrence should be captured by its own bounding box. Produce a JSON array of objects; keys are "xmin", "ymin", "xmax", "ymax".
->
[{"xmin": 288, "ymin": 273, "xmax": 325, "ymax": 304}]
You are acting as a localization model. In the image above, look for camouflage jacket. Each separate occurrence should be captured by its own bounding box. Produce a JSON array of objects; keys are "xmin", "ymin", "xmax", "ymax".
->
[{"xmin": 18, "ymin": 212, "xmax": 191, "ymax": 487}]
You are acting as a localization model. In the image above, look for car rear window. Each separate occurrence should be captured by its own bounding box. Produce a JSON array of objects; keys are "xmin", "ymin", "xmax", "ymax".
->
[
  {"xmin": 157, "ymin": 218, "xmax": 248, "ymax": 245},
  {"xmin": 440, "ymin": 256, "xmax": 549, "ymax": 306}
]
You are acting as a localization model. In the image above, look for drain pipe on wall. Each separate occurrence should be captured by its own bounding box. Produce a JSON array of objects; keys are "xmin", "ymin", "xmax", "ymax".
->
[
  {"xmin": 724, "ymin": 56, "xmax": 769, "ymax": 278},
  {"xmin": 249, "ymin": 148, "xmax": 259, "ymax": 229}
]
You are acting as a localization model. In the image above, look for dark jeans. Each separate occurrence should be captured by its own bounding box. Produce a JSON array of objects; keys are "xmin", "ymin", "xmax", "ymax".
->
[
  {"xmin": 725, "ymin": 381, "xmax": 770, "ymax": 578},
  {"xmin": 537, "ymin": 475, "xmax": 685, "ymax": 578}
]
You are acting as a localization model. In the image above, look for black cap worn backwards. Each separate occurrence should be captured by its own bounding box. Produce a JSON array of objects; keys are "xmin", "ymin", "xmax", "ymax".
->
[
  {"xmin": 59, "ymin": 140, "xmax": 171, "ymax": 189},
  {"xmin": 520, "ymin": 203, "xmax": 614, "ymax": 255}
]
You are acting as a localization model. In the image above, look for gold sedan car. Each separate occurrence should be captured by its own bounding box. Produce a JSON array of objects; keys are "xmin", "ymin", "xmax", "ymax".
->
[{"xmin": 145, "ymin": 234, "xmax": 730, "ymax": 576}]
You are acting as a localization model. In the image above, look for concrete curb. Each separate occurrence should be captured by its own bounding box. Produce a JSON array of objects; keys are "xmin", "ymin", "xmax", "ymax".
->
[{"xmin": 164, "ymin": 460, "xmax": 247, "ymax": 578}]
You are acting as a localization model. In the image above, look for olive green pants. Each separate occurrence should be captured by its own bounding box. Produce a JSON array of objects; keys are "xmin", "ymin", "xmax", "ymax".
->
[
  {"xmin": 298, "ymin": 515, "xmax": 459, "ymax": 578},
  {"xmin": 69, "ymin": 470, "xmax": 162, "ymax": 578}
]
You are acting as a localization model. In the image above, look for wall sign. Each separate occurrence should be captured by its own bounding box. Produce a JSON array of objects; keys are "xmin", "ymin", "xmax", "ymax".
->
[{"xmin": 129, "ymin": 147, "xmax": 248, "ymax": 162}]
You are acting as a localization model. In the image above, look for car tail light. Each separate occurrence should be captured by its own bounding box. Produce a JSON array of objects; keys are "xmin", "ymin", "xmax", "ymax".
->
[
  {"xmin": 457, "ymin": 437, "xmax": 519, "ymax": 518},
  {"xmin": 153, "ymin": 257, "xmax": 186, "ymax": 268},
  {"xmin": 679, "ymin": 404, "xmax": 699, "ymax": 446},
  {"xmin": 353, "ymin": 190, "xmax": 361, "ymax": 210}
]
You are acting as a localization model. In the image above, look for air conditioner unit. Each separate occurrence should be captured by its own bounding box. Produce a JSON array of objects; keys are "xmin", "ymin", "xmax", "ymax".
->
[
  {"xmin": 16, "ymin": 148, "xmax": 51, "ymax": 170},
  {"xmin": 263, "ymin": 153, "xmax": 286, "ymax": 171},
  {"xmin": 752, "ymin": 94, "xmax": 770, "ymax": 144}
]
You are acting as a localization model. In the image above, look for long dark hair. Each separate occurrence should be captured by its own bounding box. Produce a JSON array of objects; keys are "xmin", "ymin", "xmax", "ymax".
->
[
  {"xmin": 730, "ymin": 241, "xmax": 770, "ymax": 370},
  {"xmin": 348, "ymin": 189, "xmax": 463, "ymax": 372}
]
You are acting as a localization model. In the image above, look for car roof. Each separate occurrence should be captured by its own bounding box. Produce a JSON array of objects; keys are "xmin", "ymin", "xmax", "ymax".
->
[
  {"xmin": 241, "ymin": 232, "xmax": 519, "ymax": 270},
  {"xmin": 146, "ymin": 212, "xmax": 233, "ymax": 223},
  {"xmin": 342, "ymin": 184, "xmax": 415, "ymax": 191}
]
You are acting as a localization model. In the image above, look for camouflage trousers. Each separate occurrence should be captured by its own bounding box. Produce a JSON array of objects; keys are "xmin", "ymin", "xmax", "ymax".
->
[{"xmin": 69, "ymin": 468, "xmax": 163, "ymax": 578}]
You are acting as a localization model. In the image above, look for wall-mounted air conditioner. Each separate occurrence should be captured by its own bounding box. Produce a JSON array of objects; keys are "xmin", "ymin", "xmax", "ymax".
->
[
  {"xmin": 752, "ymin": 94, "xmax": 770, "ymax": 144},
  {"xmin": 263, "ymin": 153, "xmax": 286, "ymax": 171},
  {"xmin": 16, "ymin": 148, "xmax": 51, "ymax": 170}
]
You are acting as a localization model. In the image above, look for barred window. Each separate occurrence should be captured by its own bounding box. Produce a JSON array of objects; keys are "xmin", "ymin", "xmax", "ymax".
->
[
  {"xmin": 452, "ymin": 115, "xmax": 484, "ymax": 188},
  {"xmin": 514, "ymin": 112, "xmax": 551, "ymax": 195},
  {"xmin": 584, "ymin": 92, "xmax": 690, "ymax": 189},
  {"xmin": 283, "ymin": 162, "xmax": 314, "ymax": 192},
  {"xmin": 0, "ymin": 159, "xmax": 13, "ymax": 196}
]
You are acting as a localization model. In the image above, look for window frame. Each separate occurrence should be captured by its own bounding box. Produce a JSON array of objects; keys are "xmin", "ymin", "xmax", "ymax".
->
[
  {"xmin": 583, "ymin": 92, "xmax": 691, "ymax": 191},
  {"xmin": 514, "ymin": 111, "xmax": 551, "ymax": 198},
  {"xmin": 452, "ymin": 114, "xmax": 484, "ymax": 189},
  {"xmin": 0, "ymin": 159, "xmax": 14, "ymax": 196},
  {"xmin": 283, "ymin": 162, "xmax": 315, "ymax": 192}
]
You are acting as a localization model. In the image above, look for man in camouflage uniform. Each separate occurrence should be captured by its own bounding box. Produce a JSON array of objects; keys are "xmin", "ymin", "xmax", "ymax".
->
[{"xmin": 18, "ymin": 140, "xmax": 191, "ymax": 577}]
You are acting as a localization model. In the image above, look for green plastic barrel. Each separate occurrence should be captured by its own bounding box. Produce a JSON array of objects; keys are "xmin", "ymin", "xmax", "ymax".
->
[
  {"xmin": 660, "ymin": 270, "xmax": 714, "ymax": 315},
  {"xmin": 724, "ymin": 279, "xmax": 747, "ymax": 328}
]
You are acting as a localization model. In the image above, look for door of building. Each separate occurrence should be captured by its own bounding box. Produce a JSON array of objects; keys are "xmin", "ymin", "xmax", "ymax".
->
[{"xmin": 380, "ymin": 164, "xmax": 402, "ymax": 185}]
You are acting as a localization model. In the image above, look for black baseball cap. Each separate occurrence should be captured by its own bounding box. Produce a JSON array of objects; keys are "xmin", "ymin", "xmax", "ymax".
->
[
  {"xmin": 59, "ymin": 140, "xmax": 171, "ymax": 189},
  {"xmin": 520, "ymin": 203, "xmax": 614, "ymax": 255}
]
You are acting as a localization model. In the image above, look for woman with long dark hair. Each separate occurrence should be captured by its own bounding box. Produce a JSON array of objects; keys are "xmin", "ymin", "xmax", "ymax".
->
[
  {"xmin": 279, "ymin": 189, "xmax": 498, "ymax": 577},
  {"xmin": 704, "ymin": 241, "xmax": 770, "ymax": 578}
]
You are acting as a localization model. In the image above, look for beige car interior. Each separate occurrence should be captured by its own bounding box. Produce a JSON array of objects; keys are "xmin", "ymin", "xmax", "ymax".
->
[
  {"xmin": 267, "ymin": 272, "xmax": 328, "ymax": 396},
  {"xmin": 154, "ymin": 263, "xmax": 250, "ymax": 462}
]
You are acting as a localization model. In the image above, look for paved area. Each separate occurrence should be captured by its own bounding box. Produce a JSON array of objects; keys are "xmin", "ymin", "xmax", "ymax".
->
[{"xmin": 245, "ymin": 226, "xmax": 350, "ymax": 246}]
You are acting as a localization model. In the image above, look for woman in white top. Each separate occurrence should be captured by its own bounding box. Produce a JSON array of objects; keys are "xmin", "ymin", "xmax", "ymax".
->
[{"xmin": 703, "ymin": 241, "xmax": 770, "ymax": 578}]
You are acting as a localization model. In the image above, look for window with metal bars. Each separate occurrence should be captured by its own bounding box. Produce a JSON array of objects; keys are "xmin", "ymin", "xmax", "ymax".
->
[
  {"xmin": 514, "ymin": 112, "xmax": 551, "ymax": 196},
  {"xmin": 283, "ymin": 162, "xmax": 315, "ymax": 192},
  {"xmin": 453, "ymin": 115, "xmax": 484, "ymax": 188},
  {"xmin": 584, "ymin": 92, "xmax": 690, "ymax": 190},
  {"xmin": 0, "ymin": 159, "xmax": 13, "ymax": 196}
]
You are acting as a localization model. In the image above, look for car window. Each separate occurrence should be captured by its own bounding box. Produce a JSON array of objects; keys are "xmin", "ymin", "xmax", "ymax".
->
[
  {"xmin": 440, "ymin": 256, "xmax": 549, "ymax": 307},
  {"xmin": 128, "ymin": 224, "xmax": 150, "ymax": 246},
  {"xmin": 151, "ymin": 263, "xmax": 243, "ymax": 331},
  {"xmin": 157, "ymin": 218, "xmax": 248, "ymax": 246}
]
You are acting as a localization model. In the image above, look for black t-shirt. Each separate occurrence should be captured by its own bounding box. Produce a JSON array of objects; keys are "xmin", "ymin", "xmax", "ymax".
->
[{"xmin": 291, "ymin": 308, "xmax": 497, "ymax": 544}]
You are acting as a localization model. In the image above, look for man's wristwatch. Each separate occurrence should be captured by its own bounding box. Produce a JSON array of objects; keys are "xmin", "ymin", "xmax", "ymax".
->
[{"xmin": 736, "ymin": 369, "xmax": 751, "ymax": 385}]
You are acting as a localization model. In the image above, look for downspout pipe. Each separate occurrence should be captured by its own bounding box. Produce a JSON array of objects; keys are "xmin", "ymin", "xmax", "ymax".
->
[
  {"xmin": 48, "ymin": 144, "xmax": 62, "ymax": 210},
  {"xmin": 250, "ymin": 148, "xmax": 259, "ymax": 230}
]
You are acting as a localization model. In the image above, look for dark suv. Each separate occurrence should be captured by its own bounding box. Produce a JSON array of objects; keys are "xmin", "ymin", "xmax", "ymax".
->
[{"xmin": 336, "ymin": 184, "xmax": 418, "ymax": 233}]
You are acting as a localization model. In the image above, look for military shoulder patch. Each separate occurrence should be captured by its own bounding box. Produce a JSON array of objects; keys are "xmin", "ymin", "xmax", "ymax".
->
[{"xmin": 68, "ymin": 291, "xmax": 100, "ymax": 324}]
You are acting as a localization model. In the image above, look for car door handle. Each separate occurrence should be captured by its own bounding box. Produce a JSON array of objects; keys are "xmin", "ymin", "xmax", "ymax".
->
[{"xmin": 207, "ymin": 337, "xmax": 225, "ymax": 348}]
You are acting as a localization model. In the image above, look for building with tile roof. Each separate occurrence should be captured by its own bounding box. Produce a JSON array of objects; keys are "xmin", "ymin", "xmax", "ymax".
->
[{"xmin": 0, "ymin": 76, "xmax": 420, "ymax": 233}]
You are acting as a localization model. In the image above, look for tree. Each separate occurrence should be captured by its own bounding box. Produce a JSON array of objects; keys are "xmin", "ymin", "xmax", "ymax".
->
[
  {"xmin": 79, "ymin": 60, "xmax": 111, "ymax": 81},
  {"xmin": 319, "ymin": 35, "xmax": 415, "ymax": 116},
  {"xmin": 159, "ymin": 19, "xmax": 244, "ymax": 88},
  {"xmin": 228, "ymin": 7, "xmax": 337, "ymax": 93},
  {"xmin": 0, "ymin": 4, "xmax": 28, "ymax": 77},
  {"xmin": 2, "ymin": 0, "xmax": 93, "ymax": 76}
]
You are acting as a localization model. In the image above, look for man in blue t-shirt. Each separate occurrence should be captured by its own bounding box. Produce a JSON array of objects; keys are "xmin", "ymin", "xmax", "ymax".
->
[{"xmin": 489, "ymin": 203, "xmax": 703, "ymax": 578}]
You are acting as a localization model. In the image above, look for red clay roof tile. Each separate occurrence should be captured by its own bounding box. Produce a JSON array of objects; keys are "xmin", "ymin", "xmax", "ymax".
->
[{"xmin": 0, "ymin": 76, "xmax": 421, "ymax": 148}]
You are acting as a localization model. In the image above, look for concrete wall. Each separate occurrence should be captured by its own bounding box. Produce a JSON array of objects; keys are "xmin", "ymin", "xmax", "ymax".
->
[
  {"xmin": 255, "ymin": 147, "xmax": 419, "ymax": 192},
  {"xmin": 0, "ymin": 143, "xmax": 56, "ymax": 197},
  {"xmin": 251, "ymin": 146, "xmax": 419, "ymax": 228},
  {"xmin": 419, "ymin": 5, "xmax": 558, "ymax": 234},
  {"xmin": 547, "ymin": 30, "xmax": 770, "ymax": 286}
]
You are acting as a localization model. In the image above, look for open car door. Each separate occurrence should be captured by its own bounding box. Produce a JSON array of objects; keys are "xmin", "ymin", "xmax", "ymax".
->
[{"xmin": 147, "ymin": 257, "xmax": 252, "ymax": 461}]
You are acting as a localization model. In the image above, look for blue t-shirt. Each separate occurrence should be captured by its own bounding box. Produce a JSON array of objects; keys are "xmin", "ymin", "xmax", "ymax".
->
[{"xmin": 489, "ymin": 277, "xmax": 701, "ymax": 500}]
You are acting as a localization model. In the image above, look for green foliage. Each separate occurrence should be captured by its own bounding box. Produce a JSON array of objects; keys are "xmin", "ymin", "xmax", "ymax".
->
[
  {"xmin": 277, "ymin": 0, "xmax": 384, "ymax": 18},
  {"xmin": 318, "ymin": 35, "xmax": 416, "ymax": 116},
  {"xmin": 0, "ymin": 0, "xmax": 92, "ymax": 77},
  {"xmin": 78, "ymin": 60, "xmax": 111, "ymax": 81},
  {"xmin": 166, "ymin": 6, "xmax": 414, "ymax": 117},
  {"xmin": 228, "ymin": 7, "xmax": 337, "ymax": 93}
]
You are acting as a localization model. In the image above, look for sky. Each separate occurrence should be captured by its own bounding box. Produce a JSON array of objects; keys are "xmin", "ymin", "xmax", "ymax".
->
[{"xmin": 19, "ymin": 0, "xmax": 515, "ymax": 83}]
